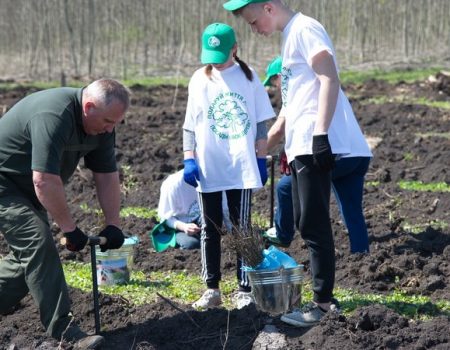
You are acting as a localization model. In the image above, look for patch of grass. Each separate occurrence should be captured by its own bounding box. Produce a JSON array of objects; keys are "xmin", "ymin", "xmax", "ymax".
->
[
  {"xmin": 416, "ymin": 132, "xmax": 450, "ymax": 140},
  {"xmin": 413, "ymin": 97, "xmax": 450, "ymax": 110},
  {"xmin": 403, "ymin": 153, "xmax": 415, "ymax": 162},
  {"xmin": 398, "ymin": 180, "xmax": 450, "ymax": 192},
  {"xmin": 120, "ymin": 165, "xmax": 138, "ymax": 193},
  {"xmin": 0, "ymin": 80, "xmax": 84, "ymax": 91},
  {"xmin": 301, "ymin": 283, "xmax": 450, "ymax": 319},
  {"xmin": 340, "ymin": 67, "xmax": 443, "ymax": 85},
  {"xmin": 252, "ymin": 212, "xmax": 270, "ymax": 229},
  {"xmin": 64, "ymin": 262, "xmax": 236, "ymax": 307},
  {"xmin": 65, "ymin": 262, "xmax": 450, "ymax": 319},
  {"xmin": 366, "ymin": 181, "xmax": 380, "ymax": 187},
  {"xmin": 120, "ymin": 207, "xmax": 158, "ymax": 219},
  {"xmin": 79, "ymin": 203, "xmax": 157, "ymax": 220},
  {"xmin": 123, "ymin": 76, "xmax": 189, "ymax": 88},
  {"xmin": 402, "ymin": 220, "xmax": 449, "ymax": 234}
]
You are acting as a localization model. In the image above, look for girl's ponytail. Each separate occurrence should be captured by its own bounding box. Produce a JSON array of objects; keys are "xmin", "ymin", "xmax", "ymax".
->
[
  {"xmin": 234, "ymin": 55, "xmax": 253, "ymax": 81},
  {"xmin": 205, "ymin": 64, "xmax": 213, "ymax": 79}
]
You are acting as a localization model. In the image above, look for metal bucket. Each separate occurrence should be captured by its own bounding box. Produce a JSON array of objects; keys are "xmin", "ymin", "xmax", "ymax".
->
[
  {"xmin": 95, "ymin": 238, "xmax": 136, "ymax": 286},
  {"xmin": 247, "ymin": 265, "xmax": 304, "ymax": 315}
]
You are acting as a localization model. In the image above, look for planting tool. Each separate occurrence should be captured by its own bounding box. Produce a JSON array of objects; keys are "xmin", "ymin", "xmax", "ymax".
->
[{"xmin": 60, "ymin": 235, "xmax": 107, "ymax": 335}]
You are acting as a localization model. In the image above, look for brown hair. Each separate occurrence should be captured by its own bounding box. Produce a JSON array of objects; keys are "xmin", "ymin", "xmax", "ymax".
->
[{"xmin": 204, "ymin": 56, "xmax": 253, "ymax": 82}]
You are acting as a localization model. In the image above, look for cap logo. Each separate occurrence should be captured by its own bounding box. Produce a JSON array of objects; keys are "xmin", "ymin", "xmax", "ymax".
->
[{"xmin": 208, "ymin": 36, "xmax": 221, "ymax": 48}]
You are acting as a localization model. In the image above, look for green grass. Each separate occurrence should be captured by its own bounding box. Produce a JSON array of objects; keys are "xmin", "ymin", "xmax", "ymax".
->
[
  {"xmin": 0, "ymin": 67, "xmax": 444, "ymax": 91},
  {"xmin": 402, "ymin": 220, "xmax": 449, "ymax": 234},
  {"xmin": 398, "ymin": 180, "xmax": 450, "ymax": 192},
  {"xmin": 64, "ymin": 262, "xmax": 235, "ymax": 306},
  {"xmin": 252, "ymin": 212, "xmax": 270, "ymax": 229},
  {"xmin": 79, "ymin": 203, "xmax": 158, "ymax": 220},
  {"xmin": 0, "ymin": 76, "xmax": 188, "ymax": 91},
  {"xmin": 340, "ymin": 67, "xmax": 443, "ymax": 85},
  {"xmin": 123, "ymin": 76, "xmax": 189, "ymax": 88},
  {"xmin": 120, "ymin": 207, "xmax": 158, "ymax": 219},
  {"xmin": 64, "ymin": 262, "xmax": 450, "ymax": 319},
  {"xmin": 416, "ymin": 132, "xmax": 450, "ymax": 140},
  {"xmin": 351, "ymin": 94, "xmax": 450, "ymax": 110}
]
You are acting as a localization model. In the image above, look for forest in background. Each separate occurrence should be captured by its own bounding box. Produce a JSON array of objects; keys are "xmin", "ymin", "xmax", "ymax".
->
[{"xmin": 0, "ymin": 0, "xmax": 449, "ymax": 81}]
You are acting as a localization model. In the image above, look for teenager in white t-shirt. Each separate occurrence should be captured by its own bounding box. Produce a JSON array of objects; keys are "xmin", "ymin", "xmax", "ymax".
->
[
  {"xmin": 157, "ymin": 170, "xmax": 232, "ymax": 250},
  {"xmin": 157, "ymin": 170, "xmax": 202, "ymax": 250},
  {"xmin": 263, "ymin": 56, "xmax": 372, "ymax": 253},
  {"xmin": 225, "ymin": 0, "xmax": 367, "ymax": 327},
  {"xmin": 182, "ymin": 23, "xmax": 275, "ymax": 310}
]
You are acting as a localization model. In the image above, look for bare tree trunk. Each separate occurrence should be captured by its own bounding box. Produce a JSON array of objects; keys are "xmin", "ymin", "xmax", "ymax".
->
[
  {"xmin": 63, "ymin": 0, "xmax": 79, "ymax": 77},
  {"xmin": 87, "ymin": 0, "xmax": 96, "ymax": 77}
]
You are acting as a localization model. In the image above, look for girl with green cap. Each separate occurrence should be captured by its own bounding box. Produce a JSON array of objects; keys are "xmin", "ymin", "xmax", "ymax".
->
[{"xmin": 182, "ymin": 22, "xmax": 275, "ymax": 310}]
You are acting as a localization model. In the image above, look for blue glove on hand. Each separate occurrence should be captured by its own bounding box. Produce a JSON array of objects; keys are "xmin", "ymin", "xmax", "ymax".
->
[
  {"xmin": 183, "ymin": 158, "xmax": 200, "ymax": 188},
  {"xmin": 257, "ymin": 157, "xmax": 268, "ymax": 186}
]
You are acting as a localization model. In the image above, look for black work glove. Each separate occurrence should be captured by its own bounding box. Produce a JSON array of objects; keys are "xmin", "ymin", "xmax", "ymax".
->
[
  {"xmin": 98, "ymin": 225, "xmax": 125, "ymax": 252},
  {"xmin": 64, "ymin": 227, "xmax": 88, "ymax": 252},
  {"xmin": 312, "ymin": 134, "xmax": 335, "ymax": 172}
]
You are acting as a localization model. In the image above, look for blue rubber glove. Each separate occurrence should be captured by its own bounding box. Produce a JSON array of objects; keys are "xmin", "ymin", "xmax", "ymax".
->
[
  {"xmin": 257, "ymin": 157, "xmax": 268, "ymax": 186},
  {"xmin": 183, "ymin": 158, "xmax": 200, "ymax": 188}
]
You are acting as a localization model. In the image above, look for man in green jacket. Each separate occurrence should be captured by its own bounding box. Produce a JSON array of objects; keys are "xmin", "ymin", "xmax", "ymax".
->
[{"xmin": 0, "ymin": 79, "xmax": 130, "ymax": 348}]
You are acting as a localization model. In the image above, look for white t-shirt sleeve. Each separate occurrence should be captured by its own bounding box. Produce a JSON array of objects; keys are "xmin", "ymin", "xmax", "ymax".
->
[
  {"xmin": 183, "ymin": 73, "xmax": 201, "ymax": 131},
  {"xmin": 298, "ymin": 27, "xmax": 333, "ymax": 66}
]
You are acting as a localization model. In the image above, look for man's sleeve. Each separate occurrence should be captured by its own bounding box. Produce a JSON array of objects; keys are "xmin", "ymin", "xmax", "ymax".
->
[
  {"xmin": 84, "ymin": 132, "xmax": 118, "ymax": 173},
  {"xmin": 29, "ymin": 114, "xmax": 70, "ymax": 175}
]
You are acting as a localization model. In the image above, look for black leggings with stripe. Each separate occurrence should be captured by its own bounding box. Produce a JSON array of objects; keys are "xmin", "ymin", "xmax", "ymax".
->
[{"xmin": 198, "ymin": 189, "xmax": 252, "ymax": 291}]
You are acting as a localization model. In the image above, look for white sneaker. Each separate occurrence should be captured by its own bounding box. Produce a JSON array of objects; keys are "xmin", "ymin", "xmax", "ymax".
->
[
  {"xmin": 280, "ymin": 302, "xmax": 339, "ymax": 327},
  {"xmin": 266, "ymin": 227, "xmax": 277, "ymax": 238},
  {"xmin": 233, "ymin": 291, "xmax": 255, "ymax": 309},
  {"xmin": 192, "ymin": 289, "xmax": 222, "ymax": 310}
]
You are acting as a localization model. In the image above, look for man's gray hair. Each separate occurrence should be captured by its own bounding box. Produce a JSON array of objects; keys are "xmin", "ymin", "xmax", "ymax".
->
[{"xmin": 85, "ymin": 78, "xmax": 131, "ymax": 110}]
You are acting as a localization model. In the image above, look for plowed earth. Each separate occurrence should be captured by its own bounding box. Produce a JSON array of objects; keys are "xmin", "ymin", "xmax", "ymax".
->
[{"xmin": 1, "ymin": 72, "xmax": 450, "ymax": 349}]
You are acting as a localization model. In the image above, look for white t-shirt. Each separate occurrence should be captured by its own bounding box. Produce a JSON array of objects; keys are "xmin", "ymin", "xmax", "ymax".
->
[
  {"xmin": 157, "ymin": 170, "xmax": 232, "ymax": 230},
  {"xmin": 158, "ymin": 170, "xmax": 200, "ymax": 225},
  {"xmin": 281, "ymin": 13, "xmax": 371, "ymax": 162},
  {"xmin": 183, "ymin": 63, "xmax": 275, "ymax": 192}
]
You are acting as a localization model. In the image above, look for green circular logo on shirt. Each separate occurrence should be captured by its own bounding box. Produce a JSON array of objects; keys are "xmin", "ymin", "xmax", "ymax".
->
[
  {"xmin": 207, "ymin": 92, "xmax": 250, "ymax": 139},
  {"xmin": 281, "ymin": 66, "xmax": 292, "ymax": 108}
]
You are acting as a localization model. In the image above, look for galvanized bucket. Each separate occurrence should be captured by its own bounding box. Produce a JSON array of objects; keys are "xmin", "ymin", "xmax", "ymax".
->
[{"xmin": 247, "ymin": 265, "xmax": 304, "ymax": 315}]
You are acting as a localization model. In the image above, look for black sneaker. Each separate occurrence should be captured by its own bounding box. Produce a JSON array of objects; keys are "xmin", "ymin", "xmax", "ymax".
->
[{"xmin": 62, "ymin": 324, "xmax": 104, "ymax": 349}]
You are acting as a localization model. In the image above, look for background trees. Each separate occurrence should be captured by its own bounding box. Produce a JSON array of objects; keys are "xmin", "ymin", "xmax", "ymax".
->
[{"xmin": 0, "ymin": 0, "xmax": 449, "ymax": 81}]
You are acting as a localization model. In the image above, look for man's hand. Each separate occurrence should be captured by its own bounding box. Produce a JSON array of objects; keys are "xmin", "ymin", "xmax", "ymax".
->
[
  {"xmin": 257, "ymin": 157, "xmax": 268, "ymax": 186},
  {"xmin": 183, "ymin": 159, "xmax": 200, "ymax": 188},
  {"xmin": 279, "ymin": 151, "xmax": 291, "ymax": 175},
  {"xmin": 312, "ymin": 134, "xmax": 335, "ymax": 171},
  {"xmin": 98, "ymin": 225, "xmax": 125, "ymax": 252},
  {"xmin": 64, "ymin": 227, "xmax": 88, "ymax": 252}
]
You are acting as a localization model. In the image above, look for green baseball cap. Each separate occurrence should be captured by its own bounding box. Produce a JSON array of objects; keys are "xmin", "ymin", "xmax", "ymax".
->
[
  {"xmin": 223, "ymin": 0, "xmax": 268, "ymax": 11},
  {"xmin": 201, "ymin": 23, "xmax": 236, "ymax": 64},
  {"xmin": 149, "ymin": 221, "xmax": 177, "ymax": 252},
  {"xmin": 263, "ymin": 56, "xmax": 282, "ymax": 86}
]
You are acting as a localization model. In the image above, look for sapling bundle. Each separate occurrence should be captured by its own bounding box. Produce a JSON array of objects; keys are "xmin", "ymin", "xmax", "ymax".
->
[{"xmin": 228, "ymin": 225, "xmax": 265, "ymax": 269}]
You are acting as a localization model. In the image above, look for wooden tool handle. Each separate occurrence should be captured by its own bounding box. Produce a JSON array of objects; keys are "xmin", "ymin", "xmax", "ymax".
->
[{"xmin": 60, "ymin": 236, "xmax": 107, "ymax": 246}]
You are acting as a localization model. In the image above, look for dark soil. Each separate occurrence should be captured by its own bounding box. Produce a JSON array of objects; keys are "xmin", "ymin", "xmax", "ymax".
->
[{"xmin": 1, "ymin": 73, "xmax": 450, "ymax": 349}]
